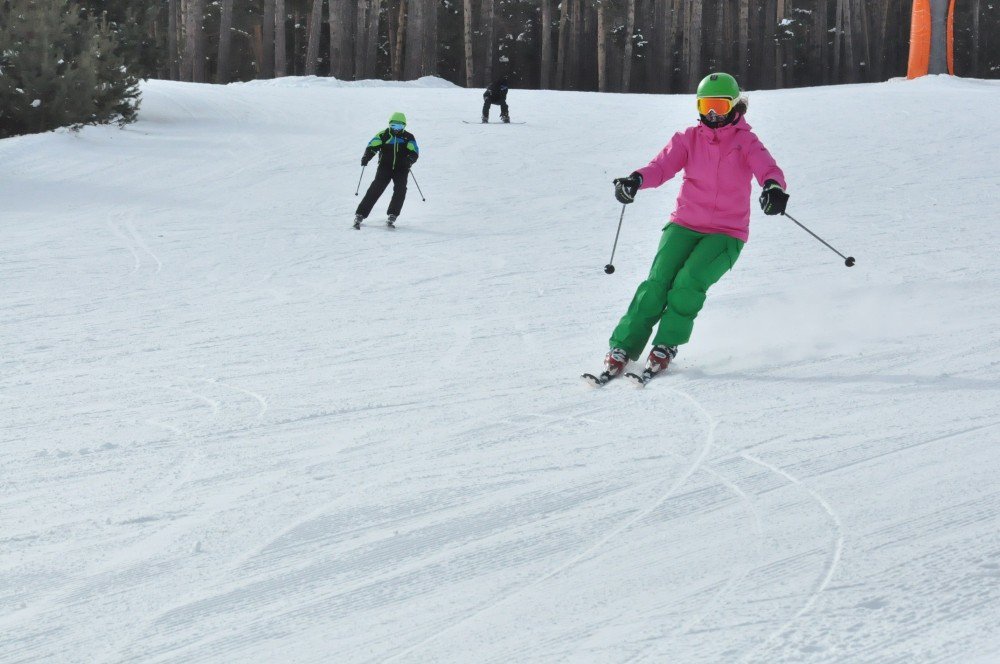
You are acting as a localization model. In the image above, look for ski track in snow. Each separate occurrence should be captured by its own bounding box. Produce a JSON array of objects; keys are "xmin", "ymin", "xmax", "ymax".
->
[
  {"xmin": 383, "ymin": 409, "xmax": 716, "ymax": 662},
  {"xmin": 669, "ymin": 386, "xmax": 845, "ymax": 663},
  {"xmin": 2, "ymin": 75, "xmax": 1000, "ymax": 663}
]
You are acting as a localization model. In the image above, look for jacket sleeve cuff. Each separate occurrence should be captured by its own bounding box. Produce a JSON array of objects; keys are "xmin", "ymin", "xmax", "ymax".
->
[
  {"xmin": 761, "ymin": 174, "xmax": 787, "ymax": 190},
  {"xmin": 633, "ymin": 167, "xmax": 656, "ymax": 190}
]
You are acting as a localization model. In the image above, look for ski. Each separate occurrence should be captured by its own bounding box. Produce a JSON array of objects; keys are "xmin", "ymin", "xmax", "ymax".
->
[
  {"xmin": 463, "ymin": 120, "xmax": 527, "ymax": 125},
  {"xmin": 581, "ymin": 371, "xmax": 618, "ymax": 387},
  {"xmin": 353, "ymin": 220, "xmax": 398, "ymax": 230},
  {"xmin": 624, "ymin": 370, "xmax": 661, "ymax": 387}
]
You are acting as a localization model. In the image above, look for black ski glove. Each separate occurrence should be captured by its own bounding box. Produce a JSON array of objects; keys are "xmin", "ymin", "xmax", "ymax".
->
[
  {"xmin": 361, "ymin": 153, "xmax": 372, "ymax": 166},
  {"xmin": 613, "ymin": 173, "xmax": 643, "ymax": 204},
  {"xmin": 759, "ymin": 179, "xmax": 789, "ymax": 215}
]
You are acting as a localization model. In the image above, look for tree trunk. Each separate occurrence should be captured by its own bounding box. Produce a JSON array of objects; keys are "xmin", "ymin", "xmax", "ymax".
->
[
  {"xmin": 567, "ymin": 0, "xmax": 581, "ymax": 89},
  {"xmin": 556, "ymin": 0, "xmax": 570, "ymax": 87},
  {"xmin": 329, "ymin": 0, "xmax": 354, "ymax": 79},
  {"xmin": 368, "ymin": 0, "xmax": 382, "ymax": 77},
  {"xmin": 971, "ymin": 0, "xmax": 981, "ymax": 75},
  {"xmin": 251, "ymin": 24, "xmax": 264, "ymax": 77},
  {"xmin": 596, "ymin": 0, "xmax": 607, "ymax": 91},
  {"xmin": 876, "ymin": 0, "xmax": 891, "ymax": 80},
  {"xmin": 833, "ymin": 0, "xmax": 843, "ymax": 81},
  {"xmin": 262, "ymin": 0, "xmax": 275, "ymax": 77},
  {"xmin": 184, "ymin": 0, "xmax": 206, "ymax": 82},
  {"xmin": 481, "ymin": 0, "xmax": 495, "ymax": 85},
  {"xmin": 762, "ymin": 0, "xmax": 776, "ymax": 88},
  {"xmin": 854, "ymin": 0, "xmax": 871, "ymax": 81},
  {"xmin": 668, "ymin": 0, "xmax": 683, "ymax": 91},
  {"xmin": 712, "ymin": 0, "xmax": 726, "ymax": 71},
  {"xmin": 649, "ymin": 0, "xmax": 665, "ymax": 91},
  {"xmin": 583, "ymin": 0, "xmax": 596, "ymax": 90},
  {"xmin": 168, "ymin": 0, "xmax": 179, "ymax": 79},
  {"xmin": 738, "ymin": 0, "xmax": 749, "ymax": 85},
  {"xmin": 393, "ymin": 0, "xmax": 406, "ymax": 79},
  {"xmin": 180, "ymin": 0, "xmax": 189, "ymax": 81},
  {"xmin": 540, "ymin": 0, "xmax": 553, "ymax": 88},
  {"xmin": 464, "ymin": 0, "xmax": 475, "ymax": 86},
  {"xmin": 292, "ymin": 7, "xmax": 301, "ymax": 75},
  {"xmin": 621, "ymin": 0, "xmax": 635, "ymax": 91},
  {"xmin": 388, "ymin": 0, "xmax": 399, "ymax": 76},
  {"xmin": 842, "ymin": 0, "xmax": 855, "ymax": 82},
  {"xmin": 403, "ymin": 0, "xmax": 423, "ymax": 78},
  {"xmin": 354, "ymin": 0, "xmax": 369, "ymax": 78},
  {"xmin": 305, "ymin": 0, "xmax": 324, "ymax": 76},
  {"xmin": 813, "ymin": 0, "xmax": 828, "ymax": 84},
  {"xmin": 775, "ymin": 0, "xmax": 785, "ymax": 87},
  {"xmin": 686, "ymin": 0, "xmax": 702, "ymax": 90},
  {"xmin": 275, "ymin": 0, "xmax": 287, "ymax": 76},
  {"xmin": 217, "ymin": 0, "xmax": 234, "ymax": 83},
  {"xmin": 423, "ymin": 0, "xmax": 437, "ymax": 75}
]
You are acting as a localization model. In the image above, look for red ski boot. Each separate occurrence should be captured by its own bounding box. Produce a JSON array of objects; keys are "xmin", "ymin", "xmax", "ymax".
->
[
  {"xmin": 626, "ymin": 345, "xmax": 677, "ymax": 387},
  {"xmin": 582, "ymin": 348, "xmax": 629, "ymax": 387}
]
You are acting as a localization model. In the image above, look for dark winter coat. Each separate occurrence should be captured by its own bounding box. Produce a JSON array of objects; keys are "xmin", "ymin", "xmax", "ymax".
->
[
  {"xmin": 483, "ymin": 78, "xmax": 509, "ymax": 104},
  {"xmin": 362, "ymin": 129, "xmax": 419, "ymax": 171}
]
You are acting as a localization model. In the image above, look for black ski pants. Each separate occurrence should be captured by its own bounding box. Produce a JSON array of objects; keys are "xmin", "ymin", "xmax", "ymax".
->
[
  {"xmin": 482, "ymin": 100, "xmax": 509, "ymax": 119},
  {"xmin": 356, "ymin": 165, "xmax": 408, "ymax": 218}
]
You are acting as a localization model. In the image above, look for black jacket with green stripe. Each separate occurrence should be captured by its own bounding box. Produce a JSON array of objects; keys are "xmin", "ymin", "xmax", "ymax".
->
[{"xmin": 362, "ymin": 129, "xmax": 419, "ymax": 171}]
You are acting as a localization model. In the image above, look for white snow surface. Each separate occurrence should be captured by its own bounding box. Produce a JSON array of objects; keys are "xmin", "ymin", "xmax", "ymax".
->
[{"xmin": 2, "ymin": 75, "xmax": 1000, "ymax": 663}]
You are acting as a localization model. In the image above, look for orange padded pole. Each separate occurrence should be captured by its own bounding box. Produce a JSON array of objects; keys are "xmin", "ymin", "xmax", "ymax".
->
[
  {"xmin": 907, "ymin": 0, "xmax": 931, "ymax": 79},
  {"xmin": 947, "ymin": 0, "xmax": 956, "ymax": 75}
]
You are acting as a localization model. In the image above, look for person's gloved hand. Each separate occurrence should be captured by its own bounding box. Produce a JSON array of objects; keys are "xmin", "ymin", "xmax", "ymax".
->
[
  {"xmin": 407, "ymin": 153, "xmax": 418, "ymax": 166},
  {"xmin": 361, "ymin": 152, "xmax": 373, "ymax": 166},
  {"xmin": 759, "ymin": 179, "xmax": 789, "ymax": 215},
  {"xmin": 613, "ymin": 173, "xmax": 643, "ymax": 204}
]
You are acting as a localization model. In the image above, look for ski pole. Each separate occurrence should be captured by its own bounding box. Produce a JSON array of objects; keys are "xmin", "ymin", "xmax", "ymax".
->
[
  {"xmin": 783, "ymin": 212, "xmax": 855, "ymax": 267},
  {"xmin": 409, "ymin": 170, "xmax": 426, "ymax": 201},
  {"xmin": 604, "ymin": 204, "xmax": 627, "ymax": 274},
  {"xmin": 354, "ymin": 165, "xmax": 367, "ymax": 196}
]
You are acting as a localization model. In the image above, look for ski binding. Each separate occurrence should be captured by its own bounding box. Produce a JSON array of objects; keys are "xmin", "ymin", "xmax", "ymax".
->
[
  {"xmin": 624, "ymin": 370, "xmax": 658, "ymax": 387},
  {"xmin": 581, "ymin": 371, "xmax": 616, "ymax": 387}
]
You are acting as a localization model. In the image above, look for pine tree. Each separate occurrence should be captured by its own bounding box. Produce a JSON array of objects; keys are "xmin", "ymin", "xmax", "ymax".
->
[
  {"xmin": 76, "ymin": 0, "xmax": 162, "ymax": 80},
  {"xmin": 0, "ymin": 0, "xmax": 140, "ymax": 139}
]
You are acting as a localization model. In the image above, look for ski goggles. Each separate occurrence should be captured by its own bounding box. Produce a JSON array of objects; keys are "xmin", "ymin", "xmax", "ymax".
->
[
  {"xmin": 389, "ymin": 122, "xmax": 405, "ymax": 131},
  {"xmin": 696, "ymin": 97, "xmax": 735, "ymax": 117}
]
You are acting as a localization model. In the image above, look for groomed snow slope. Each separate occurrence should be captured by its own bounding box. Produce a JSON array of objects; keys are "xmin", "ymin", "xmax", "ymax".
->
[{"xmin": 2, "ymin": 75, "xmax": 999, "ymax": 664}]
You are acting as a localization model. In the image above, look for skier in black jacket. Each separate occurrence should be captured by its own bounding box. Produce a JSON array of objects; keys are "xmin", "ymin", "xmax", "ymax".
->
[
  {"xmin": 482, "ymin": 76, "xmax": 510, "ymax": 123},
  {"xmin": 354, "ymin": 112, "xmax": 419, "ymax": 229}
]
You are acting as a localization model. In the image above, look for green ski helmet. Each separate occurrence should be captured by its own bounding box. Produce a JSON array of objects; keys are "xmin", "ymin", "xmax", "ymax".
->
[
  {"xmin": 696, "ymin": 72, "xmax": 740, "ymax": 100},
  {"xmin": 696, "ymin": 73, "xmax": 741, "ymax": 127}
]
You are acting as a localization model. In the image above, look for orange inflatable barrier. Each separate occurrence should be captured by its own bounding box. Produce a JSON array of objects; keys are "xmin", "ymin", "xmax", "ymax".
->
[{"xmin": 907, "ymin": 0, "xmax": 956, "ymax": 79}]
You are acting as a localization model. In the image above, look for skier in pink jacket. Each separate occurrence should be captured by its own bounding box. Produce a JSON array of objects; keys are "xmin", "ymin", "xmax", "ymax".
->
[{"xmin": 591, "ymin": 72, "xmax": 789, "ymax": 386}]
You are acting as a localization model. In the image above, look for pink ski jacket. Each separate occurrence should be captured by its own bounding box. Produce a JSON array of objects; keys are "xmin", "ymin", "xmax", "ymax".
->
[{"xmin": 634, "ymin": 117, "xmax": 786, "ymax": 242}]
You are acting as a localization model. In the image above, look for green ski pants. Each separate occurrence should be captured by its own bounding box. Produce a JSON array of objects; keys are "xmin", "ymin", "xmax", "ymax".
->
[{"xmin": 610, "ymin": 223, "xmax": 744, "ymax": 360}]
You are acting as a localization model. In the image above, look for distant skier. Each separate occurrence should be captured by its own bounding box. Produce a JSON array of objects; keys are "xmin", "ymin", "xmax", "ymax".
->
[
  {"xmin": 355, "ymin": 112, "xmax": 419, "ymax": 229},
  {"xmin": 482, "ymin": 76, "xmax": 510, "ymax": 123},
  {"xmin": 591, "ymin": 72, "xmax": 789, "ymax": 385}
]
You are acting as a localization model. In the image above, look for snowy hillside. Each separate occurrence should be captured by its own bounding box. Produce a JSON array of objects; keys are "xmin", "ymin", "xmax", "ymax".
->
[{"xmin": 2, "ymin": 75, "xmax": 999, "ymax": 663}]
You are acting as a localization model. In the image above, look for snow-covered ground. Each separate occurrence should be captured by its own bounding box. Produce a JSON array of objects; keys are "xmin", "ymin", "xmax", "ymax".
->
[{"xmin": 2, "ymin": 74, "xmax": 999, "ymax": 663}]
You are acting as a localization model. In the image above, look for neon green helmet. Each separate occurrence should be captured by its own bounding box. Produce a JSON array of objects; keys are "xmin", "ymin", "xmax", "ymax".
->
[
  {"xmin": 388, "ymin": 111, "xmax": 407, "ymax": 127},
  {"xmin": 696, "ymin": 73, "xmax": 740, "ymax": 100}
]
